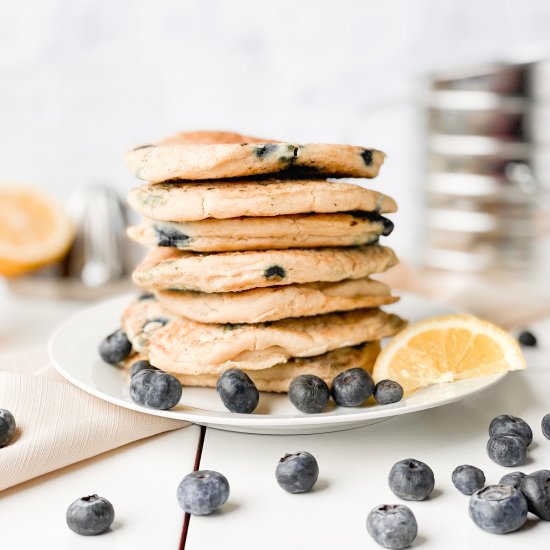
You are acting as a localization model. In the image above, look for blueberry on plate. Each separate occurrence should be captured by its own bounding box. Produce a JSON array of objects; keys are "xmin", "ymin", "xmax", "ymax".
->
[
  {"xmin": 388, "ymin": 458, "xmax": 435, "ymax": 501},
  {"xmin": 499, "ymin": 471, "xmax": 527, "ymax": 490},
  {"xmin": 216, "ymin": 369, "xmax": 259, "ymax": 414},
  {"xmin": 541, "ymin": 413, "xmax": 550, "ymax": 440},
  {"xmin": 288, "ymin": 375, "xmax": 329, "ymax": 414},
  {"xmin": 486, "ymin": 435, "xmax": 527, "ymax": 467},
  {"xmin": 177, "ymin": 470, "xmax": 230, "ymax": 515},
  {"xmin": 66, "ymin": 495, "xmax": 115, "ymax": 536},
  {"xmin": 98, "ymin": 329, "xmax": 132, "ymax": 365},
  {"xmin": 366, "ymin": 504, "xmax": 417, "ymax": 549},
  {"xmin": 469, "ymin": 485, "xmax": 527, "ymax": 534},
  {"xmin": 489, "ymin": 414, "xmax": 532, "ymax": 447},
  {"xmin": 129, "ymin": 360, "xmax": 159, "ymax": 378},
  {"xmin": 374, "ymin": 380, "xmax": 404, "ymax": 405},
  {"xmin": 519, "ymin": 470, "xmax": 550, "ymax": 520},
  {"xmin": 130, "ymin": 369, "xmax": 182, "ymax": 410},
  {"xmin": 518, "ymin": 330, "xmax": 537, "ymax": 347},
  {"xmin": 452, "ymin": 465, "xmax": 485, "ymax": 495},
  {"xmin": 0, "ymin": 409, "xmax": 16, "ymax": 447},
  {"xmin": 275, "ymin": 451, "xmax": 319, "ymax": 494},
  {"xmin": 331, "ymin": 368, "xmax": 374, "ymax": 407}
]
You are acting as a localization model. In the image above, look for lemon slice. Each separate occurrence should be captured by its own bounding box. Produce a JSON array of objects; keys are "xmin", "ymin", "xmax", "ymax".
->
[
  {"xmin": 372, "ymin": 314, "xmax": 526, "ymax": 394},
  {"xmin": 0, "ymin": 185, "xmax": 74, "ymax": 276}
]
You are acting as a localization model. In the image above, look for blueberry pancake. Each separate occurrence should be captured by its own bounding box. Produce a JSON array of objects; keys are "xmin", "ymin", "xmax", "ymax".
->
[
  {"xmin": 155, "ymin": 278, "xmax": 399, "ymax": 324},
  {"xmin": 127, "ymin": 180, "xmax": 396, "ymax": 222},
  {"xmin": 125, "ymin": 343, "xmax": 381, "ymax": 393},
  {"xmin": 125, "ymin": 130, "xmax": 385, "ymax": 182},
  {"xmin": 121, "ymin": 297, "xmax": 405, "ymax": 374},
  {"xmin": 132, "ymin": 245, "xmax": 398, "ymax": 293},
  {"xmin": 127, "ymin": 211, "xmax": 394, "ymax": 252}
]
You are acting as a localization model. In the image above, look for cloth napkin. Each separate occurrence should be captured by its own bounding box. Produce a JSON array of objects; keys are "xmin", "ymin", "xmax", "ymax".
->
[{"xmin": 0, "ymin": 349, "xmax": 188, "ymax": 492}]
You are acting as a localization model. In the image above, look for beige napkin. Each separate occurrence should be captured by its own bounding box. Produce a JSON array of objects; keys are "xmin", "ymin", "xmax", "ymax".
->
[{"xmin": 0, "ymin": 349, "xmax": 188, "ymax": 492}]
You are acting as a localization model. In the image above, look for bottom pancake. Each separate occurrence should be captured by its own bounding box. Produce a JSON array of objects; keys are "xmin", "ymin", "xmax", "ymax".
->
[
  {"xmin": 124, "ymin": 343, "xmax": 380, "ymax": 393},
  {"xmin": 121, "ymin": 296, "xmax": 405, "ymax": 373}
]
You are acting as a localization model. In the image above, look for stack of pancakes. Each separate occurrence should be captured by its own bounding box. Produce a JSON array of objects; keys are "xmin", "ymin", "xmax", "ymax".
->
[{"xmin": 122, "ymin": 131, "xmax": 405, "ymax": 393}]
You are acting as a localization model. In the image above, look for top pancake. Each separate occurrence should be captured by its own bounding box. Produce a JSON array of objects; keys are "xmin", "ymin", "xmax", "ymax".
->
[{"xmin": 125, "ymin": 130, "xmax": 385, "ymax": 182}]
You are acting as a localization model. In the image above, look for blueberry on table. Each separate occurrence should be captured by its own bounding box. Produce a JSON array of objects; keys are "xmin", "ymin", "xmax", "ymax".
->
[
  {"xmin": 486, "ymin": 435, "xmax": 527, "ymax": 467},
  {"xmin": 66, "ymin": 495, "xmax": 115, "ymax": 536},
  {"xmin": 519, "ymin": 470, "xmax": 550, "ymax": 520},
  {"xmin": 130, "ymin": 369, "xmax": 182, "ymax": 410},
  {"xmin": 177, "ymin": 470, "xmax": 230, "ymax": 515},
  {"xmin": 469, "ymin": 485, "xmax": 527, "ymax": 534},
  {"xmin": 275, "ymin": 451, "xmax": 319, "ymax": 494},
  {"xmin": 129, "ymin": 360, "xmax": 159, "ymax": 378},
  {"xmin": 452, "ymin": 465, "xmax": 485, "ymax": 495},
  {"xmin": 331, "ymin": 368, "xmax": 374, "ymax": 407},
  {"xmin": 499, "ymin": 471, "xmax": 526, "ymax": 490},
  {"xmin": 541, "ymin": 413, "xmax": 550, "ymax": 440},
  {"xmin": 489, "ymin": 414, "xmax": 532, "ymax": 447},
  {"xmin": 0, "ymin": 409, "xmax": 16, "ymax": 447},
  {"xmin": 388, "ymin": 458, "xmax": 435, "ymax": 501},
  {"xmin": 98, "ymin": 329, "xmax": 132, "ymax": 365},
  {"xmin": 216, "ymin": 369, "xmax": 259, "ymax": 414},
  {"xmin": 518, "ymin": 330, "xmax": 537, "ymax": 347},
  {"xmin": 366, "ymin": 504, "xmax": 417, "ymax": 549},
  {"xmin": 374, "ymin": 380, "xmax": 404, "ymax": 405},
  {"xmin": 288, "ymin": 375, "xmax": 330, "ymax": 414}
]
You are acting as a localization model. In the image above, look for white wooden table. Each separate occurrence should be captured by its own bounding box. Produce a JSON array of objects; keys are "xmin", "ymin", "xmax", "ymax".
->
[{"xmin": 1, "ymin": 282, "xmax": 550, "ymax": 549}]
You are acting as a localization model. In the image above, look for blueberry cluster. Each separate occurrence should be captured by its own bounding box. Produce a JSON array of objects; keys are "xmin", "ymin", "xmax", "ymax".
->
[
  {"xmin": 214, "ymin": 367, "xmax": 404, "ymax": 415},
  {"xmin": 98, "ymin": 327, "xmax": 184, "ymax": 411},
  {"xmin": 486, "ymin": 415, "xmax": 532, "ymax": 467}
]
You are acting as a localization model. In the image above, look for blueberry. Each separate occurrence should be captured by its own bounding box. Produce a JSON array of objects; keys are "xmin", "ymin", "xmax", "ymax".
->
[
  {"xmin": 361, "ymin": 149, "xmax": 373, "ymax": 166},
  {"xmin": 66, "ymin": 495, "xmax": 115, "ymax": 536},
  {"xmin": 275, "ymin": 451, "xmax": 319, "ymax": 494},
  {"xmin": 518, "ymin": 330, "xmax": 537, "ymax": 347},
  {"xmin": 98, "ymin": 329, "xmax": 132, "ymax": 365},
  {"xmin": 155, "ymin": 225, "xmax": 190, "ymax": 248},
  {"xmin": 542, "ymin": 413, "xmax": 550, "ymax": 439},
  {"xmin": 469, "ymin": 485, "xmax": 527, "ymax": 534},
  {"xmin": 264, "ymin": 265, "xmax": 286, "ymax": 280},
  {"xmin": 129, "ymin": 360, "xmax": 159, "ymax": 378},
  {"xmin": 486, "ymin": 435, "xmax": 527, "ymax": 467},
  {"xmin": 288, "ymin": 375, "xmax": 330, "ymax": 414},
  {"xmin": 366, "ymin": 504, "xmax": 417, "ymax": 549},
  {"xmin": 489, "ymin": 415, "xmax": 533, "ymax": 447},
  {"xmin": 499, "ymin": 472, "xmax": 526, "ymax": 490},
  {"xmin": 519, "ymin": 470, "xmax": 550, "ymax": 520},
  {"xmin": 0, "ymin": 409, "xmax": 16, "ymax": 447},
  {"xmin": 177, "ymin": 470, "xmax": 230, "ymax": 515},
  {"xmin": 452, "ymin": 465, "xmax": 485, "ymax": 495},
  {"xmin": 216, "ymin": 369, "xmax": 259, "ymax": 414},
  {"xmin": 374, "ymin": 380, "xmax": 404, "ymax": 405},
  {"xmin": 130, "ymin": 369, "xmax": 182, "ymax": 410},
  {"xmin": 254, "ymin": 143, "xmax": 278, "ymax": 158},
  {"xmin": 388, "ymin": 458, "xmax": 434, "ymax": 501},
  {"xmin": 137, "ymin": 292, "xmax": 155, "ymax": 301},
  {"xmin": 331, "ymin": 368, "xmax": 374, "ymax": 407}
]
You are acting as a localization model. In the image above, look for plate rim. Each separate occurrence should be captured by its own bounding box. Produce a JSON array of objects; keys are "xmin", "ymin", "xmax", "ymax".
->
[{"xmin": 48, "ymin": 292, "xmax": 508, "ymax": 429}]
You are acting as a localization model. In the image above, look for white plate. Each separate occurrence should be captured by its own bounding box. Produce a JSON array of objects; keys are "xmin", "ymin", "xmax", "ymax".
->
[{"xmin": 49, "ymin": 293, "xmax": 506, "ymax": 435}]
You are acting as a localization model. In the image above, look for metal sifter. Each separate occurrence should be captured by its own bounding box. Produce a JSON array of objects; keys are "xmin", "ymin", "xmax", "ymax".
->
[{"xmin": 421, "ymin": 56, "xmax": 550, "ymax": 274}]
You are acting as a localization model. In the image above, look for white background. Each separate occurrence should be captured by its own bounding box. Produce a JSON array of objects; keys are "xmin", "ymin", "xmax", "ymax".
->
[{"xmin": 2, "ymin": 0, "xmax": 550, "ymax": 258}]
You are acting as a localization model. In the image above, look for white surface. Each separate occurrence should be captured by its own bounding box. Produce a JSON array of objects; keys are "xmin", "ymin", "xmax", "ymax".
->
[
  {"xmin": 186, "ymin": 369, "xmax": 550, "ymax": 550},
  {"xmin": 0, "ymin": 425, "xmax": 200, "ymax": 549},
  {"xmin": 49, "ymin": 292, "xmax": 506, "ymax": 435},
  {"xmin": 1, "ymin": 288, "xmax": 550, "ymax": 548}
]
